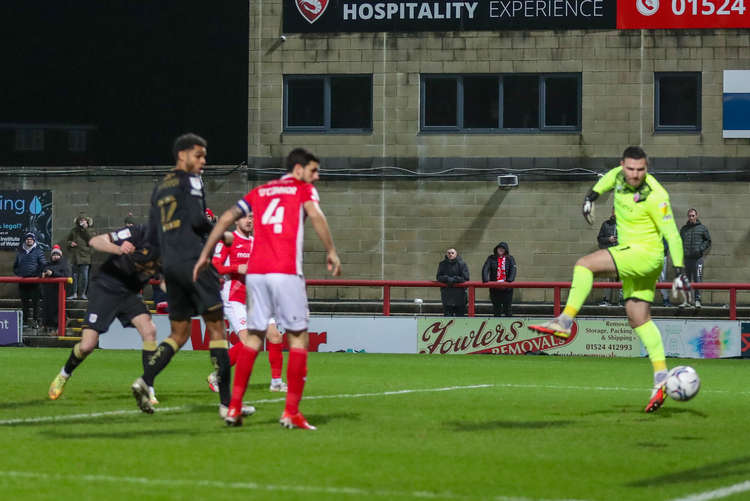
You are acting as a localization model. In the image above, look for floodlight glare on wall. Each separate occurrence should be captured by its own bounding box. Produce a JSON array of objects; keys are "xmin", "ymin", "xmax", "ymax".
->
[{"xmin": 497, "ymin": 175, "xmax": 519, "ymax": 188}]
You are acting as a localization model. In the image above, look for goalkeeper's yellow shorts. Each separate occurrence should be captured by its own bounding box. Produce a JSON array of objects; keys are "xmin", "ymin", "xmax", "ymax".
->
[{"xmin": 607, "ymin": 243, "xmax": 663, "ymax": 303}]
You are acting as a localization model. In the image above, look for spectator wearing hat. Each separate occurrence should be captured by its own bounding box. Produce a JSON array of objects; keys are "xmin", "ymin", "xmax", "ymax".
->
[
  {"xmin": 66, "ymin": 214, "xmax": 94, "ymax": 299},
  {"xmin": 41, "ymin": 245, "xmax": 72, "ymax": 332},
  {"xmin": 124, "ymin": 213, "xmax": 136, "ymax": 227},
  {"xmin": 13, "ymin": 232, "xmax": 47, "ymax": 328}
]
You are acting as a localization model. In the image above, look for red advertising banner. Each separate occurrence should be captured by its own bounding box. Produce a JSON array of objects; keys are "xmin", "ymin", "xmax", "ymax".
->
[{"xmin": 618, "ymin": 0, "xmax": 750, "ymax": 28}]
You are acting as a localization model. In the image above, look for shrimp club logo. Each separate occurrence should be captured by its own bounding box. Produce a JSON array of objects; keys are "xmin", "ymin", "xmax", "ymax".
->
[{"xmin": 296, "ymin": 0, "xmax": 329, "ymax": 23}]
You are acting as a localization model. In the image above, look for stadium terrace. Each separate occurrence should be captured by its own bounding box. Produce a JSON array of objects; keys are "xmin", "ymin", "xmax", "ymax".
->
[{"xmin": 343, "ymin": 2, "xmax": 479, "ymax": 20}]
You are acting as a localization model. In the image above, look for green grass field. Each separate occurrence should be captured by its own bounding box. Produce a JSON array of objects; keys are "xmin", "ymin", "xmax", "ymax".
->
[{"xmin": 1, "ymin": 348, "xmax": 748, "ymax": 501}]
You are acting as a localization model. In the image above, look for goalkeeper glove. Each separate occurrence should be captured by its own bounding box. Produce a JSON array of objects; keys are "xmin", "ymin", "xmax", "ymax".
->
[{"xmin": 582, "ymin": 190, "xmax": 599, "ymax": 225}]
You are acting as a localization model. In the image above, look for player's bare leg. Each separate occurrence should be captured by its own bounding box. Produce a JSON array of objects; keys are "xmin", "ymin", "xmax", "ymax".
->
[{"xmin": 280, "ymin": 330, "xmax": 315, "ymax": 430}]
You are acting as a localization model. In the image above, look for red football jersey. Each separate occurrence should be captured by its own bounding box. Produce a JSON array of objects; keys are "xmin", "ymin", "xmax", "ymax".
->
[
  {"xmin": 211, "ymin": 231, "xmax": 253, "ymax": 303},
  {"xmin": 236, "ymin": 174, "xmax": 319, "ymax": 275}
]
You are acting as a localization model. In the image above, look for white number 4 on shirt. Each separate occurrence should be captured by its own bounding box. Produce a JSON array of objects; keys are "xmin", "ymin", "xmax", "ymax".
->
[{"xmin": 262, "ymin": 198, "xmax": 285, "ymax": 234}]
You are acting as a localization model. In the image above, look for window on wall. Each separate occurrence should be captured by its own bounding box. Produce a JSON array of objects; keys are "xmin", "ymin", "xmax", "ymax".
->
[
  {"xmin": 420, "ymin": 73, "xmax": 581, "ymax": 132},
  {"xmin": 14, "ymin": 129, "xmax": 44, "ymax": 151},
  {"xmin": 655, "ymin": 72, "xmax": 701, "ymax": 132},
  {"xmin": 284, "ymin": 75, "xmax": 372, "ymax": 132}
]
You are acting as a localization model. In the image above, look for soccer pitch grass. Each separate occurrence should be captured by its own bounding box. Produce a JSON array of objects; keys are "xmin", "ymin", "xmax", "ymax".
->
[{"xmin": 1, "ymin": 348, "xmax": 748, "ymax": 501}]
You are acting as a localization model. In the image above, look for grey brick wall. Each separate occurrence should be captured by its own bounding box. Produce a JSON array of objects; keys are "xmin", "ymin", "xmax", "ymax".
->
[
  {"xmin": 1, "ymin": 173, "xmax": 746, "ymax": 305},
  {"xmin": 250, "ymin": 1, "xmax": 750, "ymax": 163}
]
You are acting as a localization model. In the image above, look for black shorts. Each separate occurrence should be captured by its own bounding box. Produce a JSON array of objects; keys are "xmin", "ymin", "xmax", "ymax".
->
[
  {"xmin": 164, "ymin": 260, "xmax": 222, "ymax": 321},
  {"xmin": 81, "ymin": 278, "xmax": 150, "ymax": 334}
]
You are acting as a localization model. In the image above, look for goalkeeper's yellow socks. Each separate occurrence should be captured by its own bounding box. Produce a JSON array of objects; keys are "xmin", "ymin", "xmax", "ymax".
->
[
  {"xmin": 562, "ymin": 265, "xmax": 594, "ymax": 319},
  {"xmin": 634, "ymin": 320, "xmax": 667, "ymax": 373}
]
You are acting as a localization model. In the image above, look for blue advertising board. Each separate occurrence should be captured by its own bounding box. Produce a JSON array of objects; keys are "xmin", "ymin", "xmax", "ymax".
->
[
  {"xmin": 0, "ymin": 190, "xmax": 53, "ymax": 251},
  {"xmin": 0, "ymin": 310, "xmax": 22, "ymax": 346}
]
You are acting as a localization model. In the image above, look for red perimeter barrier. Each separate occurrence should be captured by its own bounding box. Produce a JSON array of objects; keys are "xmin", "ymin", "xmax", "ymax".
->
[
  {"xmin": 4, "ymin": 277, "xmax": 745, "ymax": 339},
  {"xmin": 0, "ymin": 277, "xmax": 73, "ymax": 336},
  {"xmin": 306, "ymin": 280, "xmax": 750, "ymax": 320}
]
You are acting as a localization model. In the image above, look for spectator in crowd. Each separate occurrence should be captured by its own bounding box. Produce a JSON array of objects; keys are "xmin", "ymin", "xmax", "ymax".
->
[
  {"xmin": 41, "ymin": 245, "xmax": 71, "ymax": 332},
  {"xmin": 482, "ymin": 242, "xmax": 517, "ymax": 317},
  {"xmin": 680, "ymin": 208, "xmax": 711, "ymax": 308},
  {"xmin": 124, "ymin": 213, "xmax": 136, "ymax": 227},
  {"xmin": 436, "ymin": 248, "xmax": 470, "ymax": 317},
  {"xmin": 597, "ymin": 209, "xmax": 622, "ymax": 306},
  {"xmin": 13, "ymin": 232, "xmax": 47, "ymax": 329},
  {"xmin": 66, "ymin": 214, "xmax": 94, "ymax": 300}
]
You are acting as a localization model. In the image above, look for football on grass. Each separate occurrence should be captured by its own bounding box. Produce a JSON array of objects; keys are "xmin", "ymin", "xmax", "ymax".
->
[{"xmin": 665, "ymin": 365, "xmax": 701, "ymax": 401}]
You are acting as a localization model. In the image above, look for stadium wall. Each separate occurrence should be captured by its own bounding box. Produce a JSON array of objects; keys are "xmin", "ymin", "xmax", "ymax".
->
[
  {"xmin": 249, "ymin": 3, "xmax": 750, "ymax": 170},
  {"xmin": 1, "ymin": 174, "xmax": 749, "ymax": 306}
]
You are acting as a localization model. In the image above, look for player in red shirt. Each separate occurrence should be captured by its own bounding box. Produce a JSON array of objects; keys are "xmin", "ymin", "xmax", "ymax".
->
[
  {"xmin": 194, "ymin": 148, "xmax": 341, "ymax": 429},
  {"xmin": 208, "ymin": 212, "xmax": 287, "ymax": 392}
]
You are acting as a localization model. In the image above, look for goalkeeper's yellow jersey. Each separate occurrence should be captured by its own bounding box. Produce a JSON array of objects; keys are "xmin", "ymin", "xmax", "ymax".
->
[{"xmin": 592, "ymin": 166, "xmax": 684, "ymax": 269}]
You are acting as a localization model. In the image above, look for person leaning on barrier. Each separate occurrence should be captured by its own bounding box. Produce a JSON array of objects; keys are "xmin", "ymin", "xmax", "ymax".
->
[
  {"xmin": 481, "ymin": 242, "xmax": 517, "ymax": 317},
  {"xmin": 41, "ymin": 245, "xmax": 71, "ymax": 332},
  {"xmin": 436, "ymin": 248, "xmax": 470, "ymax": 317},
  {"xmin": 13, "ymin": 232, "xmax": 47, "ymax": 329}
]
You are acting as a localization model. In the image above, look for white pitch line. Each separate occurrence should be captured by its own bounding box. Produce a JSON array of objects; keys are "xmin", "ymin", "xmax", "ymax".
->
[
  {"xmin": 0, "ymin": 470, "xmax": 587, "ymax": 501},
  {"xmin": 0, "ymin": 380, "xmax": 730, "ymax": 427},
  {"xmin": 669, "ymin": 480, "xmax": 750, "ymax": 501},
  {"xmin": 0, "ymin": 384, "xmax": 494, "ymax": 426}
]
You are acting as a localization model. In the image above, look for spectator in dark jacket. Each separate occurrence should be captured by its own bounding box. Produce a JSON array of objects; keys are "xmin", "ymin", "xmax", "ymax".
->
[
  {"xmin": 436, "ymin": 248, "xmax": 470, "ymax": 317},
  {"xmin": 41, "ymin": 245, "xmax": 72, "ymax": 331},
  {"xmin": 66, "ymin": 214, "xmax": 94, "ymax": 300},
  {"xmin": 679, "ymin": 208, "xmax": 711, "ymax": 308},
  {"xmin": 597, "ymin": 210, "xmax": 621, "ymax": 306},
  {"xmin": 13, "ymin": 232, "xmax": 47, "ymax": 328},
  {"xmin": 481, "ymin": 242, "xmax": 517, "ymax": 317}
]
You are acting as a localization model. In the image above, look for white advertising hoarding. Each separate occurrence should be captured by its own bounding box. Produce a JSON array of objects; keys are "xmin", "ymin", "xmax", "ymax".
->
[{"xmin": 99, "ymin": 315, "xmax": 417, "ymax": 354}]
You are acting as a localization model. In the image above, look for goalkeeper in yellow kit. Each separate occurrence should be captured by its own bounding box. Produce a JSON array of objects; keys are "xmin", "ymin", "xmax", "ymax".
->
[{"xmin": 529, "ymin": 146, "xmax": 691, "ymax": 413}]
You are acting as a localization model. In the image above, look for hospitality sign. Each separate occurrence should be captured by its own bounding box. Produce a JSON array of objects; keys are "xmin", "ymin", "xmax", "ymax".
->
[
  {"xmin": 284, "ymin": 0, "xmax": 617, "ymax": 31},
  {"xmin": 283, "ymin": 0, "xmax": 749, "ymax": 30}
]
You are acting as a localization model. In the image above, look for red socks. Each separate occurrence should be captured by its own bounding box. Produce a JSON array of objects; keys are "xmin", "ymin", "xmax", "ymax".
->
[
  {"xmin": 228, "ymin": 342, "xmax": 242, "ymax": 366},
  {"xmin": 285, "ymin": 348, "xmax": 308, "ymax": 415},
  {"xmin": 268, "ymin": 340, "xmax": 283, "ymax": 379},
  {"xmin": 230, "ymin": 345, "xmax": 258, "ymax": 409}
]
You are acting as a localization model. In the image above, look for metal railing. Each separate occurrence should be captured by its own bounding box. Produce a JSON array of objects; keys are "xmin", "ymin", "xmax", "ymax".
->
[
  {"xmin": 0, "ymin": 277, "xmax": 72, "ymax": 336},
  {"xmin": 307, "ymin": 280, "xmax": 750, "ymax": 320},
  {"xmin": 3, "ymin": 278, "xmax": 747, "ymax": 339}
]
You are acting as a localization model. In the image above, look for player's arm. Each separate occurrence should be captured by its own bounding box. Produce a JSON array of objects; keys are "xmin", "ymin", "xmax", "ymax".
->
[
  {"xmin": 304, "ymin": 200, "xmax": 341, "ymax": 277},
  {"xmin": 211, "ymin": 241, "xmax": 233, "ymax": 275},
  {"xmin": 193, "ymin": 205, "xmax": 243, "ymax": 281},
  {"xmin": 88, "ymin": 232, "xmax": 135, "ymax": 256},
  {"xmin": 647, "ymin": 196, "xmax": 690, "ymax": 295},
  {"xmin": 582, "ymin": 167, "xmax": 621, "ymax": 224},
  {"xmin": 649, "ymin": 197, "xmax": 684, "ymax": 270}
]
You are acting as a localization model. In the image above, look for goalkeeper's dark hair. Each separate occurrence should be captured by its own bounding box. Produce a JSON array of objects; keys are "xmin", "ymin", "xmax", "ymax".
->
[
  {"xmin": 173, "ymin": 133, "xmax": 207, "ymax": 161},
  {"xmin": 286, "ymin": 148, "xmax": 319, "ymax": 172},
  {"xmin": 621, "ymin": 146, "xmax": 648, "ymax": 163}
]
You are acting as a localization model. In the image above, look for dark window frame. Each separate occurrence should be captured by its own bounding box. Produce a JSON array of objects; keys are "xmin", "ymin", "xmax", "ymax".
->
[
  {"xmin": 283, "ymin": 74, "xmax": 373, "ymax": 133},
  {"xmin": 654, "ymin": 72, "xmax": 702, "ymax": 133},
  {"xmin": 420, "ymin": 73, "xmax": 581, "ymax": 133}
]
